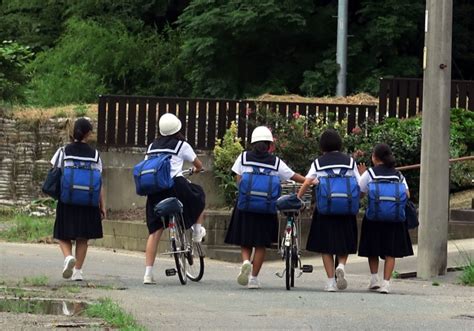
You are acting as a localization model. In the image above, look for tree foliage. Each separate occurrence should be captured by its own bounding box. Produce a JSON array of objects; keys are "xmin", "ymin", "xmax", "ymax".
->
[
  {"xmin": 0, "ymin": 0, "xmax": 473, "ymax": 105},
  {"xmin": 0, "ymin": 41, "xmax": 33, "ymax": 102}
]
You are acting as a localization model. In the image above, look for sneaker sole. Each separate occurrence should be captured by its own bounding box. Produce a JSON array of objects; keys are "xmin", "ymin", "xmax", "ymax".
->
[
  {"xmin": 143, "ymin": 281, "xmax": 156, "ymax": 285},
  {"xmin": 248, "ymin": 285, "xmax": 260, "ymax": 289},
  {"xmin": 62, "ymin": 258, "xmax": 76, "ymax": 279},
  {"xmin": 237, "ymin": 263, "xmax": 251, "ymax": 286},
  {"xmin": 335, "ymin": 268, "xmax": 347, "ymax": 290},
  {"xmin": 369, "ymin": 285, "xmax": 380, "ymax": 290}
]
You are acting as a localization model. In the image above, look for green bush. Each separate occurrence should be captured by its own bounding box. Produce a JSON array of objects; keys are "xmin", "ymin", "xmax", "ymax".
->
[
  {"xmin": 213, "ymin": 122, "xmax": 244, "ymax": 206},
  {"xmin": 0, "ymin": 41, "xmax": 33, "ymax": 103}
]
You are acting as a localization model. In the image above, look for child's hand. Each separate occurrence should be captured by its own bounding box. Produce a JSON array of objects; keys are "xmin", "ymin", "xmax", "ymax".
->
[
  {"xmin": 357, "ymin": 163, "xmax": 367, "ymax": 175},
  {"xmin": 100, "ymin": 206, "xmax": 107, "ymax": 220},
  {"xmin": 312, "ymin": 178, "xmax": 319, "ymax": 185}
]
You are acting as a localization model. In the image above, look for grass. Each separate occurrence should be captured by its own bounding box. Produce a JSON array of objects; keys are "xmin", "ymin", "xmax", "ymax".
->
[
  {"xmin": 432, "ymin": 281, "xmax": 440, "ymax": 286},
  {"xmin": 63, "ymin": 285, "xmax": 82, "ymax": 294},
  {"xmin": 85, "ymin": 298, "xmax": 145, "ymax": 330},
  {"xmin": 21, "ymin": 276, "xmax": 49, "ymax": 287},
  {"xmin": 391, "ymin": 271, "xmax": 400, "ymax": 279},
  {"xmin": 0, "ymin": 213, "xmax": 54, "ymax": 242},
  {"xmin": 459, "ymin": 261, "xmax": 474, "ymax": 286}
]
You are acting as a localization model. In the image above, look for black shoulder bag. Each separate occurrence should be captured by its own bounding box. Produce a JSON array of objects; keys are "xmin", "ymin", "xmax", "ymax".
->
[{"xmin": 41, "ymin": 148, "xmax": 64, "ymax": 200}]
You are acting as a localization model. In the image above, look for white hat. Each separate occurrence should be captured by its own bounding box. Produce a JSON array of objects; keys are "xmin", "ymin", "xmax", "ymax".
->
[
  {"xmin": 159, "ymin": 113, "xmax": 182, "ymax": 136},
  {"xmin": 251, "ymin": 126, "xmax": 273, "ymax": 143}
]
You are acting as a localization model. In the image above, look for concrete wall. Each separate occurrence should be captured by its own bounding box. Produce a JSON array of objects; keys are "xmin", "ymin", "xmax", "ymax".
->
[{"xmin": 100, "ymin": 150, "xmax": 226, "ymax": 211}]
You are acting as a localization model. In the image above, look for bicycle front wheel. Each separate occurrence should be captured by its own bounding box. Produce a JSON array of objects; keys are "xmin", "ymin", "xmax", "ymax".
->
[{"xmin": 185, "ymin": 238, "xmax": 205, "ymax": 282}]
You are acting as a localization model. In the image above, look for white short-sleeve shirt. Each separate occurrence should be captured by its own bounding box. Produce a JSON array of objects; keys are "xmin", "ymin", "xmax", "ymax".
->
[
  {"xmin": 359, "ymin": 169, "xmax": 409, "ymax": 193},
  {"xmin": 50, "ymin": 147, "xmax": 103, "ymax": 172},
  {"xmin": 145, "ymin": 141, "xmax": 197, "ymax": 178},
  {"xmin": 231, "ymin": 153, "xmax": 295, "ymax": 182},
  {"xmin": 305, "ymin": 159, "xmax": 361, "ymax": 183}
]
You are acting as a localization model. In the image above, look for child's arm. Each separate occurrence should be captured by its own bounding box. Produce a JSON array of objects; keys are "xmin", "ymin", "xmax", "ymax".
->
[
  {"xmin": 297, "ymin": 177, "xmax": 314, "ymax": 199},
  {"xmin": 192, "ymin": 157, "xmax": 203, "ymax": 172},
  {"xmin": 290, "ymin": 173, "xmax": 305, "ymax": 184},
  {"xmin": 99, "ymin": 187, "xmax": 106, "ymax": 220}
]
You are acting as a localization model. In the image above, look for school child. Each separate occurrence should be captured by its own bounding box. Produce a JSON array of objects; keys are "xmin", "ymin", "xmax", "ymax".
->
[
  {"xmin": 357, "ymin": 143, "xmax": 413, "ymax": 294},
  {"xmin": 297, "ymin": 129, "xmax": 361, "ymax": 292},
  {"xmin": 51, "ymin": 118, "xmax": 106, "ymax": 281},
  {"xmin": 143, "ymin": 113, "xmax": 206, "ymax": 284},
  {"xmin": 225, "ymin": 126, "xmax": 305, "ymax": 289}
]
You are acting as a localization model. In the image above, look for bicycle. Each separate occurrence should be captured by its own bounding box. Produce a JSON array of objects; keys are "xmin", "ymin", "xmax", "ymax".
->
[
  {"xmin": 276, "ymin": 187, "xmax": 313, "ymax": 290},
  {"xmin": 153, "ymin": 168, "xmax": 205, "ymax": 285}
]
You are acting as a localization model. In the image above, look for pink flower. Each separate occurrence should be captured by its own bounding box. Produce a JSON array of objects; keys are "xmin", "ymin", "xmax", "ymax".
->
[
  {"xmin": 292, "ymin": 111, "xmax": 300, "ymax": 119},
  {"xmin": 352, "ymin": 126, "xmax": 362, "ymax": 135}
]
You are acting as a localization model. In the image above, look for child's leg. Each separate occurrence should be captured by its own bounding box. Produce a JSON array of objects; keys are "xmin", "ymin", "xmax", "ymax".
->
[
  {"xmin": 74, "ymin": 239, "xmax": 88, "ymax": 269},
  {"xmin": 322, "ymin": 254, "xmax": 335, "ymax": 278},
  {"xmin": 368, "ymin": 256, "xmax": 379, "ymax": 274},
  {"xmin": 251, "ymin": 247, "xmax": 266, "ymax": 277},
  {"xmin": 336, "ymin": 255, "xmax": 348, "ymax": 267},
  {"xmin": 195, "ymin": 211, "xmax": 205, "ymax": 225},
  {"xmin": 58, "ymin": 240, "xmax": 73, "ymax": 258},
  {"xmin": 145, "ymin": 229, "xmax": 164, "ymax": 267},
  {"xmin": 383, "ymin": 256, "xmax": 395, "ymax": 280}
]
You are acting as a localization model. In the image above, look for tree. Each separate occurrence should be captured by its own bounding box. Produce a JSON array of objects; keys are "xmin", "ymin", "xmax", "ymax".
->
[{"xmin": 0, "ymin": 41, "xmax": 33, "ymax": 102}]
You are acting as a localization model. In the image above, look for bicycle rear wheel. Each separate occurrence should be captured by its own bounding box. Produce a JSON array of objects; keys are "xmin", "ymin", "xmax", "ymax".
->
[
  {"xmin": 291, "ymin": 246, "xmax": 298, "ymax": 288},
  {"xmin": 172, "ymin": 221, "xmax": 187, "ymax": 285},
  {"xmin": 285, "ymin": 246, "xmax": 291, "ymax": 290},
  {"xmin": 185, "ymin": 238, "xmax": 205, "ymax": 282}
]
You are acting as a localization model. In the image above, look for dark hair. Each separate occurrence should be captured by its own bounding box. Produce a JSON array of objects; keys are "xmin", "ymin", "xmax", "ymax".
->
[
  {"xmin": 319, "ymin": 129, "xmax": 342, "ymax": 152},
  {"xmin": 373, "ymin": 143, "xmax": 396, "ymax": 168},
  {"xmin": 252, "ymin": 141, "xmax": 270, "ymax": 154},
  {"xmin": 169, "ymin": 131, "xmax": 186, "ymax": 141},
  {"xmin": 73, "ymin": 118, "xmax": 93, "ymax": 141}
]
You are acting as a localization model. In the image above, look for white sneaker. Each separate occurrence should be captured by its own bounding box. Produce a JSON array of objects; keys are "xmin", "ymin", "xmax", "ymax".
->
[
  {"xmin": 325, "ymin": 281, "xmax": 337, "ymax": 292},
  {"xmin": 192, "ymin": 227, "xmax": 206, "ymax": 243},
  {"xmin": 237, "ymin": 260, "xmax": 252, "ymax": 286},
  {"xmin": 248, "ymin": 277, "xmax": 260, "ymax": 289},
  {"xmin": 335, "ymin": 266, "xmax": 348, "ymax": 290},
  {"xmin": 71, "ymin": 268, "xmax": 83, "ymax": 281},
  {"xmin": 62, "ymin": 256, "xmax": 76, "ymax": 279},
  {"xmin": 143, "ymin": 275, "xmax": 156, "ymax": 285},
  {"xmin": 379, "ymin": 280, "xmax": 390, "ymax": 294},
  {"xmin": 368, "ymin": 276, "xmax": 380, "ymax": 290}
]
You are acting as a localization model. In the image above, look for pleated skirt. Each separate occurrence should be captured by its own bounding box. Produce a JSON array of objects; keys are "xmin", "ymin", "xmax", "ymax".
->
[
  {"xmin": 145, "ymin": 177, "xmax": 205, "ymax": 234},
  {"xmin": 54, "ymin": 202, "xmax": 102, "ymax": 240}
]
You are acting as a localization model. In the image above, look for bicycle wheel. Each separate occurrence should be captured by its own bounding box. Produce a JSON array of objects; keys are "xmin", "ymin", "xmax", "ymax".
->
[
  {"xmin": 285, "ymin": 246, "xmax": 291, "ymax": 290},
  {"xmin": 172, "ymin": 222, "xmax": 187, "ymax": 285},
  {"xmin": 185, "ymin": 230, "xmax": 205, "ymax": 282},
  {"xmin": 291, "ymin": 246, "xmax": 298, "ymax": 288}
]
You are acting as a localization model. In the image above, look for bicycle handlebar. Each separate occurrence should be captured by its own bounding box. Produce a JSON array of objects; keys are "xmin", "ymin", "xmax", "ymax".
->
[{"xmin": 182, "ymin": 168, "xmax": 205, "ymax": 177}]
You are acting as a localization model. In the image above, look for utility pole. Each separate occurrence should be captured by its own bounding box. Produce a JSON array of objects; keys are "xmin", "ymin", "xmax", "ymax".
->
[
  {"xmin": 336, "ymin": 0, "xmax": 348, "ymax": 96},
  {"xmin": 417, "ymin": 0, "xmax": 453, "ymax": 279}
]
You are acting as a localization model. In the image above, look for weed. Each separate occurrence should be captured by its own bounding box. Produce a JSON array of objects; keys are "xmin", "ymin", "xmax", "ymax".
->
[
  {"xmin": 52, "ymin": 109, "xmax": 68, "ymax": 118},
  {"xmin": 392, "ymin": 271, "xmax": 400, "ymax": 279},
  {"xmin": 454, "ymin": 243, "xmax": 474, "ymax": 286},
  {"xmin": 73, "ymin": 104, "xmax": 88, "ymax": 117},
  {"xmin": 22, "ymin": 275, "xmax": 49, "ymax": 286},
  {"xmin": 0, "ymin": 214, "xmax": 54, "ymax": 242},
  {"xmin": 85, "ymin": 298, "xmax": 145, "ymax": 330},
  {"xmin": 63, "ymin": 285, "xmax": 81, "ymax": 294},
  {"xmin": 432, "ymin": 281, "xmax": 440, "ymax": 286}
]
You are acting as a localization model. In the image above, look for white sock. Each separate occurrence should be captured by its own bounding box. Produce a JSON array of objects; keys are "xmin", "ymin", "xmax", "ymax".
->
[
  {"xmin": 327, "ymin": 277, "xmax": 336, "ymax": 285},
  {"xmin": 250, "ymin": 275, "xmax": 258, "ymax": 280},
  {"xmin": 193, "ymin": 224, "xmax": 202, "ymax": 233},
  {"xmin": 383, "ymin": 279, "xmax": 390, "ymax": 286},
  {"xmin": 371, "ymin": 273, "xmax": 379, "ymax": 282},
  {"xmin": 145, "ymin": 266, "xmax": 153, "ymax": 277},
  {"xmin": 243, "ymin": 259, "xmax": 251, "ymax": 265},
  {"xmin": 337, "ymin": 263, "xmax": 345, "ymax": 270},
  {"xmin": 73, "ymin": 267, "xmax": 81, "ymax": 272}
]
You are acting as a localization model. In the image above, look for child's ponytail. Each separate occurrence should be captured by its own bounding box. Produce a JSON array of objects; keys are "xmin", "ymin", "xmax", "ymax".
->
[{"xmin": 373, "ymin": 143, "xmax": 396, "ymax": 168}]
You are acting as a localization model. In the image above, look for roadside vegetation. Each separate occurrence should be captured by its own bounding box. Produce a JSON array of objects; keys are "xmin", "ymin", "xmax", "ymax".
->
[
  {"xmin": 85, "ymin": 298, "xmax": 146, "ymax": 331},
  {"xmin": 0, "ymin": 213, "xmax": 53, "ymax": 242}
]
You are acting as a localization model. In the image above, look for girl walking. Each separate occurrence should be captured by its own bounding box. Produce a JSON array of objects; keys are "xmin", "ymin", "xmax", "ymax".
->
[
  {"xmin": 358, "ymin": 143, "xmax": 414, "ymax": 294},
  {"xmin": 297, "ymin": 129, "xmax": 361, "ymax": 292},
  {"xmin": 225, "ymin": 126, "xmax": 305, "ymax": 289},
  {"xmin": 51, "ymin": 118, "xmax": 106, "ymax": 281},
  {"xmin": 143, "ymin": 113, "xmax": 206, "ymax": 284}
]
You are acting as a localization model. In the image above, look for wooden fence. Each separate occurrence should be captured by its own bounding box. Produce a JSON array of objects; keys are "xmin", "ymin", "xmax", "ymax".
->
[
  {"xmin": 97, "ymin": 95, "xmax": 377, "ymax": 149},
  {"xmin": 378, "ymin": 77, "xmax": 474, "ymax": 119}
]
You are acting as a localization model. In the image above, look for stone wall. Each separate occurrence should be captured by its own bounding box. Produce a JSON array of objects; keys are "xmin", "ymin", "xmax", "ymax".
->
[{"xmin": 0, "ymin": 117, "xmax": 73, "ymax": 204}]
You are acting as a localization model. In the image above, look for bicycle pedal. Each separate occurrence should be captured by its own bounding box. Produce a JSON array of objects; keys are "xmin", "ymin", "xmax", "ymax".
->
[
  {"xmin": 165, "ymin": 268, "xmax": 177, "ymax": 276},
  {"xmin": 302, "ymin": 265, "xmax": 313, "ymax": 273}
]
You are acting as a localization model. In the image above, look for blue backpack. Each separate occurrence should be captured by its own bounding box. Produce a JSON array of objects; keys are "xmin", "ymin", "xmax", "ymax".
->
[
  {"xmin": 237, "ymin": 166, "xmax": 281, "ymax": 214},
  {"xmin": 133, "ymin": 153, "xmax": 173, "ymax": 196},
  {"xmin": 316, "ymin": 168, "xmax": 360, "ymax": 216},
  {"xmin": 60, "ymin": 151, "xmax": 102, "ymax": 207},
  {"xmin": 366, "ymin": 171, "xmax": 407, "ymax": 222}
]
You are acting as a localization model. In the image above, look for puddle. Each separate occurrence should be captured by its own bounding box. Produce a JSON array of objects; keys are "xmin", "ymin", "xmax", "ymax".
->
[{"xmin": 0, "ymin": 298, "xmax": 88, "ymax": 316}]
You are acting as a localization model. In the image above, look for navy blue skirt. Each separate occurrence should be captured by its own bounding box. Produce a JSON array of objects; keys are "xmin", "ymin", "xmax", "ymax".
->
[
  {"xmin": 225, "ymin": 204, "xmax": 278, "ymax": 248},
  {"xmin": 358, "ymin": 217, "xmax": 414, "ymax": 258},
  {"xmin": 54, "ymin": 202, "xmax": 102, "ymax": 240},
  {"xmin": 146, "ymin": 176, "xmax": 205, "ymax": 234},
  {"xmin": 305, "ymin": 209, "xmax": 358, "ymax": 255}
]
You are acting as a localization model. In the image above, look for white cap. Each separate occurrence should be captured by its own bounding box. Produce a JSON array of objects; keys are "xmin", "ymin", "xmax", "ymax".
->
[
  {"xmin": 251, "ymin": 126, "xmax": 273, "ymax": 143},
  {"xmin": 159, "ymin": 113, "xmax": 182, "ymax": 136}
]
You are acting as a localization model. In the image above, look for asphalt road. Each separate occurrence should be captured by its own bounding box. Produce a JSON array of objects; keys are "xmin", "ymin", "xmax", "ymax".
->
[{"xmin": 1, "ymin": 241, "xmax": 473, "ymax": 330}]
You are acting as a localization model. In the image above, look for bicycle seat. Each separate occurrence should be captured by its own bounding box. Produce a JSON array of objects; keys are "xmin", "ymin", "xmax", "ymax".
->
[
  {"xmin": 276, "ymin": 194, "xmax": 302, "ymax": 211},
  {"xmin": 154, "ymin": 197, "xmax": 183, "ymax": 217}
]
